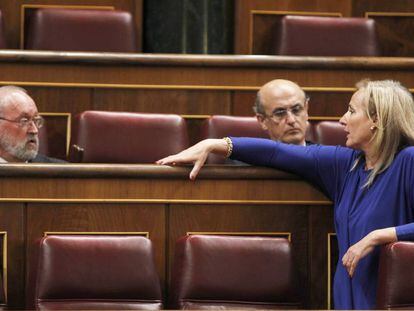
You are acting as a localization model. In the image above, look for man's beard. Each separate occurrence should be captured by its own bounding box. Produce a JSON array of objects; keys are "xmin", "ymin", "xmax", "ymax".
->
[{"xmin": 0, "ymin": 132, "xmax": 39, "ymax": 162}]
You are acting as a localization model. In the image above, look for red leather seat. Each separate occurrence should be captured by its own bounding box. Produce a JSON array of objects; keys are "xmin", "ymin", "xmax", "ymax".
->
[
  {"xmin": 69, "ymin": 111, "xmax": 189, "ymax": 163},
  {"xmin": 0, "ymin": 10, "xmax": 7, "ymax": 49},
  {"xmin": 313, "ymin": 121, "xmax": 346, "ymax": 146},
  {"xmin": 169, "ymin": 235, "xmax": 300, "ymax": 309},
  {"xmin": 35, "ymin": 235, "xmax": 163, "ymax": 310},
  {"xmin": 377, "ymin": 242, "xmax": 414, "ymax": 309},
  {"xmin": 200, "ymin": 115, "xmax": 269, "ymax": 164},
  {"xmin": 25, "ymin": 9, "xmax": 136, "ymax": 52},
  {"xmin": 274, "ymin": 15, "xmax": 380, "ymax": 56}
]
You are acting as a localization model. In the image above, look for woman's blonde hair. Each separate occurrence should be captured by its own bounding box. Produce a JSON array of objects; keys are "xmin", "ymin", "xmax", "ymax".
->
[{"xmin": 353, "ymin": 79, "xmax": 414, "ymax": 188}]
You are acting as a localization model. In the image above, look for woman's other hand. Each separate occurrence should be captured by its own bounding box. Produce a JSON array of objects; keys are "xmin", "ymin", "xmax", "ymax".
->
[
  {"xmin": 156, "ymin": 138, "xmax": 229, "ymax": 180},
  {"xmin": 342, "ymin": 227, "xmax": 397, "ymax": 277}
]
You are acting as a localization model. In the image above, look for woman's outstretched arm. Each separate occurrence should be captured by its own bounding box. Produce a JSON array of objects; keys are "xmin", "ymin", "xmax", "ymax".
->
[{"xmin": 156, "ymin": 138, "xmax": 228, "ymax": 180}]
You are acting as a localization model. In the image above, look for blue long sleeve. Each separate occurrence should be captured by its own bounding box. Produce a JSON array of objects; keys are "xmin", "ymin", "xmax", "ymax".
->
[{"xmin": 230, "ymin": 137, "xmax": 356, "ymax": 201}]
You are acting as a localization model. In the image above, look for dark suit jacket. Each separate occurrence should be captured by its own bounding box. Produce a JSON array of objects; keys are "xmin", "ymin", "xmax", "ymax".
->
[{"xmin": 30, "ymin": 154, "xmax": 67, "ymax": 163}]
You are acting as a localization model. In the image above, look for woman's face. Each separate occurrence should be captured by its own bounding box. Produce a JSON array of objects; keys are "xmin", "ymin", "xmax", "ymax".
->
[{"xmin": 339, "ymin": 89, "xmax": 376, "ymax": 150}]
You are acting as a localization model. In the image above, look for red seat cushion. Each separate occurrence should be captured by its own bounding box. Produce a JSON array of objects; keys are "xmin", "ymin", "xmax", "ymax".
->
[
  {"xmin": 36, "ymin": 235, "xmax": 163, "ymax": 310},
  {"xmin": 170, "ymin": 235, "xmax": 300, "ymax": 309}
]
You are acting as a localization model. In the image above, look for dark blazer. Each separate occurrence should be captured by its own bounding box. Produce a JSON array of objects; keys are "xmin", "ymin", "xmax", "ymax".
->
[{"xmin": 30, "ymin": 154, "xmax": 67, "ymax": 163}]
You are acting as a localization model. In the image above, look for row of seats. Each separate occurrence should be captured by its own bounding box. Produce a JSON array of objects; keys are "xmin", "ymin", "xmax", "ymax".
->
[
  {"xmin": 34, "ymin": 234, "xmax": 298, "ymax": 310},
  {"xmin": 1, "ymin": 8, "xmax": 380, "ymax": 56},
  {"xmin": 65, "ymin": 111, "xmax": 347, "ymax": 163},
  {"xmin": 25, "ymin": 235, "xmax": 414, "ymax": 310}
]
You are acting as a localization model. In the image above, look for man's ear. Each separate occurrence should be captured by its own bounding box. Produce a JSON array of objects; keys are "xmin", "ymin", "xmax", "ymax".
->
[
  {"xmin": 304, "ymin": 97, "xmax": 310, "ymax": 112},
  {"xmin": 256, "ymin": 114, "xmax": 268, "ymax": 131}
]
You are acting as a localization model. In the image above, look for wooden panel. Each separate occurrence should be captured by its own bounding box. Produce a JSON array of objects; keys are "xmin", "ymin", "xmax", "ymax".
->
[
  {"xmin": 27, "ymin": 87, "xmax": 92, "ymax": 114},
  {"xmin": 353, "ymin": 1, "xmax": 414, "ymax": 57},
  {"xmin": 39, "ymin": 114, "xmax": 70, "ymax": 160},
  {"xmin": 352, "ymin": 0, "xmax": 414, "ymax": 17},
  {"xmin": 0, "ymin": 52, "xmax": 412, "ymax": 159},
  {"xmin": 0, "ymin": 204, "xmax": 24, "ymax": 308},
  {"xmin": 0, "ymin": 165, "xmax": 333, "ymax": 309},
  {"xmin": 368, "ymin": 14, "xmax": 414, "ymax": 57},
  {"xmin": 306, "ymin": 91, "xmax": 353, "ymax": 117},
  {"xmin": 92, "ymin": 89, "xmax": 231, "ymax": 115},
  {"xmin": 25, "ymin": 203, "xmax": 166, "ymax": 308},
  {"xmin": 309, "ymin": 205, "xmax": 335, "ymax": 309},
  {"xmin": 169, "ymin": 204, "xmax": 310, "ymax": 307}
]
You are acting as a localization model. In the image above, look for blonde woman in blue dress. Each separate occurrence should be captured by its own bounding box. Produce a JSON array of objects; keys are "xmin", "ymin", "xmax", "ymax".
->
[{"xmin": 158, "ymin": 80, "xmax": 414, "ymax": 309}]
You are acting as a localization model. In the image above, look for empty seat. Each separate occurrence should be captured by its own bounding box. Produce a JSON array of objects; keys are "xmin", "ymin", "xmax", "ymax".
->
[
  {"xmin": 200, "ymin": 115, "xmax": 269, "ymax": 164},
  {"xmin": 25, "ymin": 9, "xmax": 136, "ymax": 52},
  {"xmin": 0, "ymin": 10, "xmax": 7, "ymax": 49},
  {"xmin": 169, "ymin": 235, "xmax": 300, "ymax": 309},
  {"xmin": 377, "ymin": 242, "xmax": 414, "ymax": 309},
  {"xmin": 69, "ymin": 111, "xmax": 189, "ymax": 163},
  {"xmin": 274, "ymin": 16, "xmax": 380, "ymax": 56},
  {"xmin": 313, "ymin": 121, "xmax": 346, "ymax": 146},
  {"xmin": 35, "ymin": 235, "xmax": 163, "ymax": 310}
]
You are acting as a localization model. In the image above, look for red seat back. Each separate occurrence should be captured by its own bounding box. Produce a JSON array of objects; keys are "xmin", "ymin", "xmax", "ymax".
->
[
  {"xmin": 25, "ymin": 9, "xmax": 136, "ymax": 52},
  {"xmin": 170, "ymin": 235, "xmax": 300, "ymax": 309},
  {"xmin": 275, "ymin": 16, "xmax": 380, "ymax": 56},
  {"xmin": 69, "ymin": 111, "xmax": 189, "ymax": 163},
  {"xmin": 377, "ymin": 242, "xmax": 414, "ymax": 309},
  {"xmin": 35, "ymin": 235, "xmax": 163, "ymax": 310}
]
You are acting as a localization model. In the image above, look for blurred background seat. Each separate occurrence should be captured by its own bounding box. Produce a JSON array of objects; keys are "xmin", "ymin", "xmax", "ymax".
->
[
  {"xmin": 69, "ymin": 111, "xmax": 189, "ymax": 163},
  {"xmin": 274, "ymin": 15, "xmax": 380, "ymax": 56},
  {"xmin": 312, "ymin": 121, "xmax": 346, "ymax": 146},
  {"xmin": 25, "ymin": 8, "xmax": 136, "ymax": 52},
  {"xmin": 35, "ymin": 235, "xmax": 163, "ymax": 310},
  {"xmin": 200, "ymin": 115, "xmax": 269, "ymax": 164},
  {"xmin": 169, "ymin": 234, "xmax": 300, "ymax": 309},
  {"xmin": 377, "ymin": 241, "xmax": 414, "ymax": 310}
]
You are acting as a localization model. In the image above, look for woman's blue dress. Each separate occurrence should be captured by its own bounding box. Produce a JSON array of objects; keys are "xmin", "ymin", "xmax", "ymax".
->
[{"xmin": 230, "ymin": 137, "xmax": 414, "ymax": 309}]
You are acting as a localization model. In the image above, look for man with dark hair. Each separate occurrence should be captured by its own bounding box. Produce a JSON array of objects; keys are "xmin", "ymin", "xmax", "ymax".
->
[
  {"xmin": 0, "ymin": 86, "xmax": 65, "ymax": 163},
  {"xmin": 254, "ymin": 79, "xmax": 310, "ymax": 145}
]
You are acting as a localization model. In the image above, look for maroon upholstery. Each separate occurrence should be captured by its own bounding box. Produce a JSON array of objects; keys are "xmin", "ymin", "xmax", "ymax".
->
[
  {"xmin": 69, "ymin": 111, "xmax": 189, "ymax": 163},
  {"xmin": 200, "ymin": 115, "xmax": 269, "ymax": 164},
  {"xmin": 0, "ymin": 11, "xmax": 7, "ymax": 49},
  {"xmin": 25, "ymin": 9, "xmax": 136, "ymax": 52},
  {"xmin": 35, "ymin": 235, "xmax": 163, "ymax": 310},
  {"xmin": 274, "ymin": 16, "xmax": 380, "ymax": 56},
  {"xmin": 313, "ymin": 121, "xmax": 346, "ymax": 146},
  {"xmin": 170, "ymin": 235, "xmax": 300, "ymax": 309},
  {"xmin": 377, "ymin": 242, "xmax": 414, "ymax": 309}
]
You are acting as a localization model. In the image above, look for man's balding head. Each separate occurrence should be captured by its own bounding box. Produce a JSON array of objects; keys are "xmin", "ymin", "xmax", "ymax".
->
[{"xmin": 254, "ymin": 79, "xmax": 309, "ymax": 145}]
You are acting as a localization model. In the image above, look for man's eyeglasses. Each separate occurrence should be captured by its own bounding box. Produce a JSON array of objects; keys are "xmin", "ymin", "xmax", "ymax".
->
[
  {"xmin": 0, "ymin": 116, "xmax": 44, "ymax": 128},
  {"xmin": 262, "ymin": 98, "xmax": 308, "ymax": 122}
]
